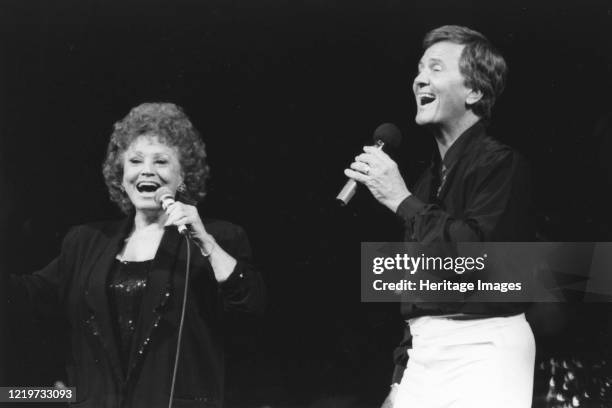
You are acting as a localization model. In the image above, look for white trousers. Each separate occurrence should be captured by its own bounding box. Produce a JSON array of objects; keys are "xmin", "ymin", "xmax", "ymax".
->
[{"xmin": 394, "ymin": 313, "xmax": 535, "ymax": 408}]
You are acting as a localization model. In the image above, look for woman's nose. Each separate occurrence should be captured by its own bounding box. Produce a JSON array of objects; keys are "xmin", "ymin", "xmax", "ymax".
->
[{"xmin": 141, "ymin": 160, "xmax": 155, "ymax": 175}]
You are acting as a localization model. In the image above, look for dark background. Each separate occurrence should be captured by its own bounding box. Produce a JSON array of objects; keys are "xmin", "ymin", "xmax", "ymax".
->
[{"xmin": 1, "ymin": 0, "xmax": 612, "ymax": 406}]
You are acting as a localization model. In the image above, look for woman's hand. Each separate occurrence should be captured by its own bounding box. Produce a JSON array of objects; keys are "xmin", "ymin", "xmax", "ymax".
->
[
  {"xmin": 163, "ymin": 201, "xmax": 216, "ymax": 254},
  {"xmin": 163, "ymin": 201, "xmax": 237, "ymax": 282}
]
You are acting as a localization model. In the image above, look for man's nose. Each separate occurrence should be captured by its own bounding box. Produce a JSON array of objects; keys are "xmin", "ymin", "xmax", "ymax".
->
[{"xmin": 413, "ymin": 70, "xmax": 428, "ymax": 88}]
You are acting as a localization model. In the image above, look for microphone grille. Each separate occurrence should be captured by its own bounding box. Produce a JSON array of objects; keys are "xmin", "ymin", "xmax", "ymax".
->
[
  {"xmin": 154, "ymin": 187, "xmax": 174, "ymax": 205},
  {"xmin": 373, "ymin": 123, "xmax": 402, "ymax": 149}
]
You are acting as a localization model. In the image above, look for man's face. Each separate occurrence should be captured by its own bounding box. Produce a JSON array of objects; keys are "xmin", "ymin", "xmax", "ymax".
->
[{"xmin": 413, "ymin": 41, "xmax": 475, "ymax": 128}]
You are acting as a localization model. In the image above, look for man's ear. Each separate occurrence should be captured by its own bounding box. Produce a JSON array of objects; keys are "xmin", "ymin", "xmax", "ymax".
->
[{"xmin": 466, "ymin": 89, "xmax": 483, "ymax": 106}]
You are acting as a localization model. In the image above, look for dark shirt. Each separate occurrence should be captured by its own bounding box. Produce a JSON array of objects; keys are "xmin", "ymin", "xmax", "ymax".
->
[
  {"xmin": 107, "ymin": 259, "xmax": 151, "ymax": 373},
  {"xmin": 397, "ymin": 121, "xmax": 532, "ymax": 244},
  {"xmin": 391, "ymin": 121, "xmax": 534, "ymax": 383}
]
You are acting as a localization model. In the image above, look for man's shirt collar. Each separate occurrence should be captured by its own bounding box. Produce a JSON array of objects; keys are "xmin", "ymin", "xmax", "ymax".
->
[{"xmin": 432, "ymin": 120, "xmax": 486, "ymax": 170}]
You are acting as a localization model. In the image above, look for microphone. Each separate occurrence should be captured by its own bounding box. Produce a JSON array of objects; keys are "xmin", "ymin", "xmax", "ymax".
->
[
  {"xmin": 154, "ymin": 187, "xmax": 194, "ymax": 408},
  {"xmin": 154, "ymin": 187, "xmax": 188, "ymax": 234},
  {"xmin": 336, "ymin": 123, "xmax": 402, "ymax": 206}
]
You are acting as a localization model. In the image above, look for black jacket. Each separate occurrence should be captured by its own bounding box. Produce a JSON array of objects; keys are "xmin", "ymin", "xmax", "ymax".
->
[{"xmin": 10, "ymin": 218, "xmax": 265, "ymax": 408}]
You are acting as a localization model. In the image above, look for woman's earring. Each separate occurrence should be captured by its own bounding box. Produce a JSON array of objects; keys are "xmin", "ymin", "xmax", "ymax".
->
[{"xmin": 177, "ymin": 183, "xmax": 186, "ymax": 193}]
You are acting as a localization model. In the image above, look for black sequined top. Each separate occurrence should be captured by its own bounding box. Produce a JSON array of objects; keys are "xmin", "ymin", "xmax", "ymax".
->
[{"xmin": 107, "ymin": 258, "xmax": 151, "ymax": 373}]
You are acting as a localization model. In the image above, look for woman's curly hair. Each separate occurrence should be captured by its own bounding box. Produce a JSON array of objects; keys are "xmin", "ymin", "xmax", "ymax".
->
[{"xmin": 102, "ymin": 102, "xmax": 210, "ymax": 214}]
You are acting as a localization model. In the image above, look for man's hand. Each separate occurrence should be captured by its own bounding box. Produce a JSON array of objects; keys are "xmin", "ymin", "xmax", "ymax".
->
[
  {"xmin": 344, "ymin": 145, "xmax": 411, "ymax": 212},
  {"xmin": 381, "ymin": 384, "xmax": 399, "ymax": 408}
]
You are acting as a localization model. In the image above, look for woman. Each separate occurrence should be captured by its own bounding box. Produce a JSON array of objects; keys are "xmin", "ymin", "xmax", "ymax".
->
[{"xmin": 10, "ymin": 102, "xmax": 265, "ymax": 407}]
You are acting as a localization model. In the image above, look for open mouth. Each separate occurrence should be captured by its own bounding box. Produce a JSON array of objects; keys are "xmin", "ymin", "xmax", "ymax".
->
[
  {"xmin": 136, "ymin": 182, "xmax": 161, "ymax": 193},
  {"xmin": 419, "ymin": 94, "xmax": 436, "ymax": 106}
]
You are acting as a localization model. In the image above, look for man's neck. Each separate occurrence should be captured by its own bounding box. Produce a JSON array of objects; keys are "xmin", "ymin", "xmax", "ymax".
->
[{"xmin": 431, "ymin": 113, "xmax": 481, "ymax": 160}]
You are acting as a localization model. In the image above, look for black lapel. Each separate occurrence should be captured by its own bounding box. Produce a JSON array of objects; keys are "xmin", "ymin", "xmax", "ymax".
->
[
  {"xmin": 424, "ymin": 161, "xmax": 439, "ymax": 202},
  {"xmin": 83, "ymin": 218, "xmax": 132, "ymax": 384},
  {"xmin": 125, "ymin": 226, "xmax": 183, "ymax": 380}
]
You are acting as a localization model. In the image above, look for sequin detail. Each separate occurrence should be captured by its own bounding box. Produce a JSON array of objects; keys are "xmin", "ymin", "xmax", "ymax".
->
[{"xmin": 107, "ymin": 259, "xmax": 151, "ymax": 372}]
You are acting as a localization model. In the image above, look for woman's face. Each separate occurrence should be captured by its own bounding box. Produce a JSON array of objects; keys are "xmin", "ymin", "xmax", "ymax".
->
[{"xmin": 121, "ymin": 135, "xmax": 183, "ymax": 214}]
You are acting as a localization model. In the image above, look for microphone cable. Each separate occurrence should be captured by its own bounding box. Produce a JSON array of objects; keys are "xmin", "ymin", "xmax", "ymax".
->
[{"xmin": 168, "ymin": 234, "xmax": 191, "ymax": 408}]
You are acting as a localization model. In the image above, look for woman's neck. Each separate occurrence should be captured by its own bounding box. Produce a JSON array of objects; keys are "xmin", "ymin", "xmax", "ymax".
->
[
  {"xmin": 119, "ymin": 211, "xmax": 166, "ymax": 262},
  {"xmin": 133, "ymin": 210, "xmax": 167, "ymax": 232}
]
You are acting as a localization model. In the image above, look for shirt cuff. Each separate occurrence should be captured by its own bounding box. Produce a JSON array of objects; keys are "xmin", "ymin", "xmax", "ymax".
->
[{"xmin": 395, "ymin": 195, "xmax": 426, "ymax": 221}]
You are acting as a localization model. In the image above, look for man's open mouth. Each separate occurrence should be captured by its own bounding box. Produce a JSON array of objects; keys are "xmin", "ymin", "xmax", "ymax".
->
[
  {"xmin": 136, "ymin": 182, "xmax": 161, "ymax": 193},
  {"xmin": 419, "ymin": 94, "xmax": 436, "ymax": 106}
]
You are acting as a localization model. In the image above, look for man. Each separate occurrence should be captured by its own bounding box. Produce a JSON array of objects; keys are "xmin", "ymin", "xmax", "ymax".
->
[{"xmin": 345, "ymin": 26, "xmax": 535, "ymax": 408}]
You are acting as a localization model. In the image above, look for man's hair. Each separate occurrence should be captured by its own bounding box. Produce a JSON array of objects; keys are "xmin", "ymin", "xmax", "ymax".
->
[{"xmin": 423, "ymin": 25, "xmax": 507, "ymax": 120}]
